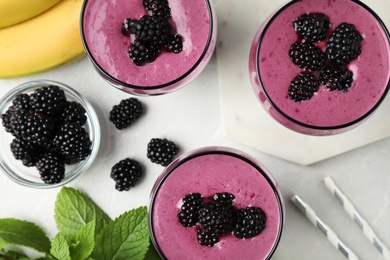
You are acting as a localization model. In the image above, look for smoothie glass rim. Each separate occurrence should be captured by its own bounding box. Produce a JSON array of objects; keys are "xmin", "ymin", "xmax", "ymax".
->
[
  {"xmin": 254, "ymin": 0, "xmax": 390, "ymax": 132},
  {"xmin": 148, "ymin": 146, "xmax": 285, "ymax": 260},
  {"xmin": 80, "ymin": 0, "xmax": 215, "ymax": 91}
]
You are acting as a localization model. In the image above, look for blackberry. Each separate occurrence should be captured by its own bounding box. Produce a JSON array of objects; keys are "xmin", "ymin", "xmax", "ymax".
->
[
  {"xmin": 212, "ymin": 192, "xmax": 235, "ymax": 207},
  {"xmin": 109, "ymin": 97, "xmax": 143, "ymax": 129},
  {"xmin": 1, "ymin": 110, "xmax": 14, "ymax": 134},
  {"xmin": 289, "ymin": 42, "xmax": 326, "ymax": 71},
  {"xmin": 197, "ymin": 227, "xmax": 221, "ymax": 247},
  {"xmin": 198, "ymin": 201, "xmax": 235, "ymax": 235},
  {"xmin": 110, "ymin": 158, "xmax": 143, "ymax": 191},
  {"xmin": 143, "ymin": 0, "xmax": 171, "ymax": 17},
  {"xmin": 288, "ymin": 72, "xmax": 320, "ymax": 102},
  {"xmin": 232, "ymin": 207, "xmax": 266, "ymax": 239},
  {"xmin": 320, "ymin": 65, "xmax": 353, "ymax": 92},
  {"xmin": 147, "ymin": 138, "xmax": 179, "ymax": 166},
  {"xmin": 122, "ymin": 18, "xmax": 137, "ymax": 37},
  {"xmin": 10, "ymin": 138, "xmax": 43, "ymax": 167},
  {"xmin": 178, "ymin": 193, "xmax": 203, "ymax": 227},
  {"xmin": 131, "ymin": 15, "xmax": 172, "ymax": 47},
  {"xmin": 11, "ymin": 93, "xmax": 31, "ymax": 111},
  {"xmin": 293, "ymin": 13, "xmax": 330, "ymax": 42},
  {"xmin": 165, "ymin": 34, "xmax": 183, "ymax": 53},
  {"xmin": 326, "ymin": 22, "xmax": 363, "ymax": 65},
  {"xmin": 29, "ymin": 85, "xmax": 67, "ymax": 116},
  {"xmin": 129, "ymin": 40, "xmax": 160, "ymax": 66},
  {"xmin": 9, "ymin": 109, "xmax": 58, "ymax": 145},
  {"xmin": 35, "ymin": 152, "xmax": 65, "ymax": 184},
  {"xmin": 61, "ymin": 101, "xmax": 87, "ymax": 126},
  {"xmin": 52, "ymin": 122, "xmax": 92, "ymax": 164}
]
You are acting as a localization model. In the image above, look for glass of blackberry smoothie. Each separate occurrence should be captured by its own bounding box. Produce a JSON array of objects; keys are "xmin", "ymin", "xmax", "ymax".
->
[
  {"xmin": 81, "ymin": 0, "xmax": 216, "ymax": 96},
  {"xmin": 149, "ymin": 146, "xmax": 285, "ymax": 260},
  {"xmin": 249, "ymin": 0, "xmax": 390, "ymax": 135}
]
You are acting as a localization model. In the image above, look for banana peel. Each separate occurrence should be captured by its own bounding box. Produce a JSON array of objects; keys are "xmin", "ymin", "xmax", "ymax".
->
[
  {"xmin": 0, "ymin": 0, "xmax": 63, "ymax": 28},
  {"xmin": 0, "ymin": 0, "xmax": 86, "ymax": 79}
]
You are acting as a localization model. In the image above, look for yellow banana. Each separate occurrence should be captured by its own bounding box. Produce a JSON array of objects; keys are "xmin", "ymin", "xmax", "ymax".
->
[
  {"xmin": 0, "ymin": 0, "xmax": 86, "ymax": 79},
  {"xmin": 0, "ymin": 0, "xmax": 63, "ymax": 28}
]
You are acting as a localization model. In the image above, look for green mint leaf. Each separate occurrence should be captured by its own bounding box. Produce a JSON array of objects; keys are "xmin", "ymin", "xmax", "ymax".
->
[
  {"xmin": 0, "ymin": 218, "xmax": 51, "ymax": 254},
  {"xmin": 51, "ymin": 233, "xmax": 71, "ymax": 260},
  {"xmin": 92, "ymin": 206, "xmax": 149, "ymax": 260},
  {"xmin": 54, "ymin": 187, "xmax": 111, "ymax": 241},
  {"xmin": 70, "ymin": 220, "xmax": 95, "ymax": 260}
]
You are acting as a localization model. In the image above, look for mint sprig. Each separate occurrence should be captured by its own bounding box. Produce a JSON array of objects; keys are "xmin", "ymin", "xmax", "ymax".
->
[
  {"xmin": 54, "ymin": 187, "xmax": 111, "ymax": 241},
  {"xmin": 93, "ymin": 207, "xmax": 149, "ymax": 260},
  {"xmin": 0, "ymin": 218, "xmax": 51, "ymax": 254},
  {"xmin": 0, "ymin": 187, "xmax": 159, "ymax": 260}
]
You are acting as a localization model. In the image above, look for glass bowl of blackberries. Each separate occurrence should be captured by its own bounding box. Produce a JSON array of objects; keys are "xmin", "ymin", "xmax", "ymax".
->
[{"xmin": 0, "ymin": 80, "xmax": 100, "ymax": 188}]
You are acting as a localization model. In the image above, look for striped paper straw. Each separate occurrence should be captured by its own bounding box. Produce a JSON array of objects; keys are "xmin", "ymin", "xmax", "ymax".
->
[
  {"xmin": 323, "ymin": 176, "xmax": 390, "ymax": 260},
  {"xmin": 291, "ymin": 195, "xmax": 360, "ymax": 260}
]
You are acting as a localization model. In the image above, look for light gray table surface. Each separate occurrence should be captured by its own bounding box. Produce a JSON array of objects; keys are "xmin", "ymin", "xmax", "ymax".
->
[{"xmin": 0, "ymin": 0, "xmax": 389, "ymax": 259}]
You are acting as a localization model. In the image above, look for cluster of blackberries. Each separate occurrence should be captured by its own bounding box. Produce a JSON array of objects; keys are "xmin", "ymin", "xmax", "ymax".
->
[
  {"xmin": 1, "ymin": 85, "xmax": 91, "ymax": 184},
  {"xmin": 108, "ymin": 97, "xmax": 180, "ymax": 191},
  {"xmin": 288, "ymin": 13, "xmax": 363, "ymax": 102},
  {"xmin": 178, "ymin": 192, "xmax": 267, "ymax": 247},
  {"xmin": 122, "ymin": 0, "xmax": 183, "ymax": 66},
  {"xmin": 110, "ymin": 138, "xmax": 179, "ymax": 191}
]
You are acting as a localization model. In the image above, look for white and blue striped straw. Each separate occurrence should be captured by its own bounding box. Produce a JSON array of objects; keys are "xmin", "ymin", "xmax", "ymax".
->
[
  {"xmin": 291, "ymin": 195, "xmax": 360, "ymax": 260},
  {"xmin": 323, "ymin": 176, "xmax": 390, "ymax": 260}
]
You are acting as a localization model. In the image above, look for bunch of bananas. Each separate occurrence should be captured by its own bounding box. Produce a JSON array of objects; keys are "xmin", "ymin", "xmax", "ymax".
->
[{"xmin": 0, "ymin": 0, "xmax": 85, "ymax": 78}]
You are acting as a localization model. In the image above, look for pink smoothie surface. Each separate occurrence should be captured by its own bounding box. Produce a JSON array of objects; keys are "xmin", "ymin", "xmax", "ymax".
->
[
  {"xmin": 255, "ymin": 0, "xmax": 390, "ymax": 128},
  {"xmin": 82, "ymin": 0, "xmax": 212, "ymax": 87},
  {"xmin": 150, "ymin": 152, "xmax": 282, "ymax": 260}
]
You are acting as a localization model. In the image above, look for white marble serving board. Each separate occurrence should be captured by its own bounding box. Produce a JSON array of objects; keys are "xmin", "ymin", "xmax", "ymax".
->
[{"xmin": 215, "ymin": 0, "xmax": 390, "ymax": 165}]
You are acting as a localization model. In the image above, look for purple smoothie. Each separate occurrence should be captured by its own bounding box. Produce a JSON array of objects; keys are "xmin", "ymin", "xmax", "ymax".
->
[
  {"xmin": 149, "ymin": 147, "xmax": 284, "ymax": 260},
  {"xmin": 81, "ymin": 0, "xmax": 216, "ymax": 95},
  {"xmin": 249, "ymin": 0, "xmax": 390, "ymax": 135}
]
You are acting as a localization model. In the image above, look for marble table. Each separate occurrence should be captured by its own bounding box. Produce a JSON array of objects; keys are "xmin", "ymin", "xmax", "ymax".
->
[{"xmin": 0, "ymin": 0, "xmax": 389, "ymax": 259}]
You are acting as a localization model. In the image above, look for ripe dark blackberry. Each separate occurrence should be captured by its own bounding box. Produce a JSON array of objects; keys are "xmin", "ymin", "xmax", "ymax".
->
[
  {"xmin": 1, "ymin": 110, "xmax": 14, "ymax": 134},
  {"xmin": 11, "ymin": 93, "xmax": 31, "ymax": 111},
  {"xmin": 109, "ymin": 97, "xmax": 143, "ymax": 129},
  {"xmin": 147, "ymin": 138, "xmax": 179, "ymax": 166},
  {"xmin": 122, "ymin": 18, "xmax": 137, "ymax": 37},
  {"xmin": 288, "ymin": 72, "xmax": 320, "ymax": 102},
  {"xmin": 143, "ymin": 0, "xmax": 171, "ymax": 17},
  {"xmin": 9, "ymin": 109, "xmax": 58, "ymax": 145},
  {"xmin": 178, "ymin": 193, "xmax": 203, "ymax": 227},
  {"xmin": 165, "ymin": 34, "xmax": 183, "ymax": 53},
  {"xmin": 232, "ymin": 207, "xmax": 266, "ymax": 239},
  {"xmin": 326, "ymin": 22, "xmax": 363, "ymax": 65},
  {"xmin": 52, "ymin": 122, "xmax": 92, "ymax": 164},
  {"xmin": 61, "ymin": 101, "xmax": 87, "ymax": 126},
  {"xmin": 197, "ymin": 227, "xmax": 221, "ymax": 247},
  {"xmin": 320, "ymin": 65, "xmax": 354, "ymax": 92},
  {"xmin": 29, "ymin": 85, "xmax": 67, "ymax": 116},
  {"xmin": 129, "ymin": 40, "xmax": 160, "ymax": 66},
  {"xmin": 212, "ymin": 192, "xmax": 235, "ymax": 207},
  {"xmin": 289, "ymin": 42, "xmax": 326, "ymax": 71},
  {"xmin": 10, "ymin": 138, "xmax": 43, "ymax": 167},
  {"xmin": 293, "ymin": 13, "xmax": 330, "ymax": 42},
  {"xmin": 131, "ymin": 15, "xmax": 172, "ymax": 47},
  {"xmin": 110, "ymin": 158, "xmax": 143, "ymax": 191},
  {"xmin": 35, "ymin": 152, "xmax": 65, "ymax": 184},
  {"xmin": 198, "ymin": 201, "xmax": 235, "ymax": 236}
]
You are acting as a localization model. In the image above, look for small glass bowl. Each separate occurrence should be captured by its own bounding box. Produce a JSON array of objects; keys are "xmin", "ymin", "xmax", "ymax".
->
[{"xmin": 0, "ymin": 80, "xmax": 101, "ymax": 188}]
